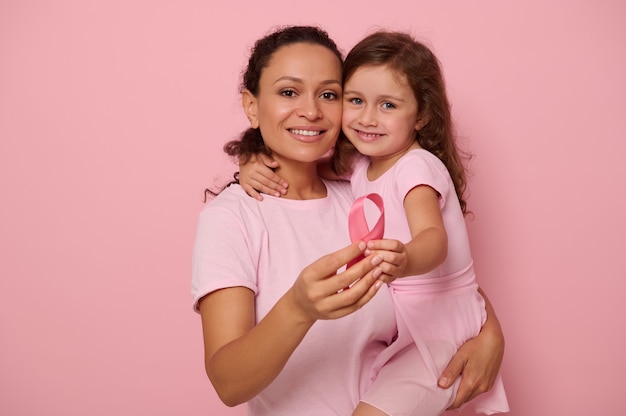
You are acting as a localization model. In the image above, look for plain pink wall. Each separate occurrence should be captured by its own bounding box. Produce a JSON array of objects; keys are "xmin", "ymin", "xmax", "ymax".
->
[{"xmin": 1, "ymin": 1, "xmax": 624, "ymax": 415}]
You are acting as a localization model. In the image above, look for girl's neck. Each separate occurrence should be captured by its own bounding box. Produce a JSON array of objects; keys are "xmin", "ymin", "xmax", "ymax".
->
[
  {"xmin": 367, "ymin": 141, "xmax": 421, "ymax": 180},
  {"xmin": 274, "ymin": 159, "xmax": 327, "ymax": 200}
]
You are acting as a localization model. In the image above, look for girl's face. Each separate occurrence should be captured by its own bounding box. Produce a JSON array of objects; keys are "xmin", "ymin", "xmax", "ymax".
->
[
  {"xmin": 342, "ymin": 65, "xmax": 426, "ymax": 165},
  {"xmin": 243, "ymin": 43, "xmax": 343, "ymax": 165}
]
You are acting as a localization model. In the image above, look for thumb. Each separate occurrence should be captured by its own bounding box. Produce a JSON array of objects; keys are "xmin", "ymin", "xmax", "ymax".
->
[
  {"xmin": 438, "ymin": 355, "xmax": 464, "ymax": 388},
  {"xmin": 314, "ymin": 241, "xmax": 367, "ymax": 276},
  {"xmin": 260, "ymin": 153, "xmax": 279, "ymax": 168}
]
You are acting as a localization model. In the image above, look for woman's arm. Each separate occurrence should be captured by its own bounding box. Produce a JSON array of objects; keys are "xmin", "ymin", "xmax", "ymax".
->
[
  {"xmin": 437, "ymin": 288, "xmax": 505, "ymax": 409},
  {"xmin": 199, "ymin": 242, "xmax": 385, "ymax": 406}
]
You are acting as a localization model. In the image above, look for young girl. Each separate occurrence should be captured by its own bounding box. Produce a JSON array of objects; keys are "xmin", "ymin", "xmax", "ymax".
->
[{"xmin": 239, "ymin": 30, "xmax": 509, "ymax": 416}]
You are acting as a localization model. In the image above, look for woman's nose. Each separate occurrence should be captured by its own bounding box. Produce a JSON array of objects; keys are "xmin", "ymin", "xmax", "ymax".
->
[{"xmin": 296, "ymin": 96, "xmax": 322, "ymax": 120}]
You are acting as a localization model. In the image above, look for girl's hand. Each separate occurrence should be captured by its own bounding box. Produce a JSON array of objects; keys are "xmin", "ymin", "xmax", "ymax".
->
[
  {"xmin": 363, "ymin": 239, "xmax": 408, "ymax": 284},
  {"xmin": 238, "ymin": 154, "xmax": 288, "ymax": 200},
  {"xmin": 288, "ymin": 241, "xmax": 385, "ymax": 323}
]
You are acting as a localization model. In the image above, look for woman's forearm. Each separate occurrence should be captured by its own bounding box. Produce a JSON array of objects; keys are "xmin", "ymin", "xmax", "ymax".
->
[
  {"xmin": 478, "ymin": 287, "xmax": 504, "ymax": 345},
  {"xmin": 202, "ymin": 289, "xmax": 314, "ymax": 406}
]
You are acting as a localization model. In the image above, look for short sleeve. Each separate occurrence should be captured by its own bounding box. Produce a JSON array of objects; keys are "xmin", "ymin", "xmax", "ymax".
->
[
  {"xmin": 394, "ymin": 151, "xmax": 451, "ymax": 208},
  {"xmin": 191, "ymin": 203, "xmax": 258, "ymax": 312}
]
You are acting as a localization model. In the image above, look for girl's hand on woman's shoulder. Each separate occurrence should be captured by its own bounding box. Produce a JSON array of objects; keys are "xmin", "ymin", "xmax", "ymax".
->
[{"xmin": 238, "ymin": 154, "xmax": 288, "ymax": 200}]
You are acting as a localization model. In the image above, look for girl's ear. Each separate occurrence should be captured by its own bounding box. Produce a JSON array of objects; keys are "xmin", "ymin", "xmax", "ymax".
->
[
  {"xmin": 242, "ymin": 89, "xmax": 259, "ymax": 129},
  {"xmin": 415, "ymin": 113, "xmax": 430, "ymax": 132}
]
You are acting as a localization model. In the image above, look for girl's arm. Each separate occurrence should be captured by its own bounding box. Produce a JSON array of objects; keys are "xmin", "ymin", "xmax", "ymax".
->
[
  {"xmin": 199, "ymin": 242, "xmax": 384, "ymax": 406},
  {"xmin": 364, "ymin": 185, "xmax": 447, "ymax": 282},
  {"xmin": 238, "ymin": 153, "xmax": 288, "ymax": 200},
  {"xmin": 238, "ymin": 155, "xmax": 348, "ymax": 200},
  {"xmin": 438, "ymin": 288, "xmax": 505, "ymax": 409}
]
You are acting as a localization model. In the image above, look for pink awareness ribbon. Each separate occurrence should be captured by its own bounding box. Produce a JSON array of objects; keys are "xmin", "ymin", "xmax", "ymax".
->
[{"xmin": 347, "ymin": 193, "xmax": 385, "ymax": 268}]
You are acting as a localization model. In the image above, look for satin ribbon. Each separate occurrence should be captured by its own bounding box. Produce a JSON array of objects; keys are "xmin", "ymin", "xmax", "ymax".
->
[{"xmin": 347, "ymin": 193, "xmax": 385, "ymax": 268}]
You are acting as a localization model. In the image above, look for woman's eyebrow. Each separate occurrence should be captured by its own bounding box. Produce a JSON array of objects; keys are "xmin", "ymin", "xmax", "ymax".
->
[{"xmin": 273, "ymin": 76, "xmax": 341, "ymax": 86}]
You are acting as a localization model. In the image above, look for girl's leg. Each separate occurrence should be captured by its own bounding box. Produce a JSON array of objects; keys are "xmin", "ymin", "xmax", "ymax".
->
[{"xmin": 352, "ymin": 401, "xmax": 389, "ymax": 416}]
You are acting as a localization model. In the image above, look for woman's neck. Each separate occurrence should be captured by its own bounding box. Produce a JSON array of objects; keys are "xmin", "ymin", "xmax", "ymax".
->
[{"xmin": 274, "ymin": 160, "xmax": 327, "ymax": 200}]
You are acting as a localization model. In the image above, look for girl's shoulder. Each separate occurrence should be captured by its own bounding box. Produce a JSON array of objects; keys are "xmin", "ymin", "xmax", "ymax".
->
[{"xmin": 397, "ymin": 148, "xmax": 449, "ymax": 176}]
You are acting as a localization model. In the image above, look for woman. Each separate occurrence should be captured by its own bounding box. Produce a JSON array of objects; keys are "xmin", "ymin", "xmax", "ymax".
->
[{"xmin": 192, "ymin": 25, "xmax": 504, "ymax": 416}]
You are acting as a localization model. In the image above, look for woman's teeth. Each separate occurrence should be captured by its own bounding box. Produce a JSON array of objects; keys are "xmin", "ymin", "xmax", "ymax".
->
[{"xmin": 290, "ymin": 129, "xmax": 321, "ymax": 136}]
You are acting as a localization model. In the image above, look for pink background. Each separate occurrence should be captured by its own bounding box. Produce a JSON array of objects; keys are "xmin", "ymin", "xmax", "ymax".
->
[{"xmin": 1, "ymin": 1, "xmax": 624, "ymax": 415}]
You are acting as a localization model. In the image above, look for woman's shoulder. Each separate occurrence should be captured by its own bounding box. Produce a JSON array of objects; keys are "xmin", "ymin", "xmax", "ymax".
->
[
  {"xmin": 323, "ymin": 179, "xmax": 352, "ymax": 199},
  {"xmin": 200, "ymin": 184, "xmax": 260, "ymax": 218}
]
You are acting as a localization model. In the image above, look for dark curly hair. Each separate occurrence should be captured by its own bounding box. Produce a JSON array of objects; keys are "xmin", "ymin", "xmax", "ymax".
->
[{"xmin": 205, "ymin": 26, "xmax": 343, "ymax": 199}]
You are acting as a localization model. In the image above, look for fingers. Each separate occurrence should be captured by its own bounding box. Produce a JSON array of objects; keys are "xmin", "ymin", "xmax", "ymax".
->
[
  {"xmin": 438, "ymin": 340, "xmax": 492, "ymax": 410},
  {"xmin": 239, "ymin": 183, "xmax": 264, "ymax": 201},
  {"xmin": 447, "ymin": 376, "xmax": 480, "ymax": 410},
  {"xmin": 258, "ymin": 153, "xmax": 279, "ymax": 168},
  {"xmin": 258, "ymin": 154, "xmax": 288, "ymax": 195},
  {"xmin": 244, "ymin": 177, "xmax": 282, "ymax": 198},
  {"xmin": 239, "ymin": 154, "xmax": 288, "ymax": 198},
  {"xmin": 364, "ymin": 240, "xmax": 406, "ymax": 283},
  {"xmin": 438, "ymin": 352, "xmax": 465, "ymax": 409},
  {"xmin": 297, "ymin": 242, "xmax": 385, "ymax": 320},
  {"xmin": 309, "ymin": 241, "xmax": 368, "ymax": 279}
]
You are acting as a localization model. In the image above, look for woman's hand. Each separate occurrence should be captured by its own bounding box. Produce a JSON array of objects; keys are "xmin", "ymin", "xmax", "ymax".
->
[
  {"xmin": 200, "ymin": 241, "xmax": 384, "ymax": 406},
  {"xmin": 238, "ymin": 154, "xmax": 288, "ymax": 200},
  {"xmin": 438, "ymin": 288, "xmax": 504, "ymax": 409},
  {"xmin": 288, "ymin": 241, "xmax": 386, "ymax": 323},
  {"xmin": 361, "ymin": 239, "xmax": 408, "ymax": 284}
]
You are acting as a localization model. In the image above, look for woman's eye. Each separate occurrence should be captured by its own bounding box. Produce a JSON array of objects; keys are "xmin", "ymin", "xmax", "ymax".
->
[
  {"xmin": 320, "ymin": 91, "xmax": 338, "ymax": 100},
  {"xmin": 280, "ymin": 89, "xmax": 297, "ymax": 97}
]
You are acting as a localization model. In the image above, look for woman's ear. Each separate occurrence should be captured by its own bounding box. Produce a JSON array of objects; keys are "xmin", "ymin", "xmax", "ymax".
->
[{"xmin": 242, "ymin": 89, "xmax": 259, "ymax": 129}]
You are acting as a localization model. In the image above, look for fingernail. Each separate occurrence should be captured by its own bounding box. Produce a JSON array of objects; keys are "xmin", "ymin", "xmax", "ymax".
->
[
  {"xmin": 371, "ymin": 255, "xmax": 382, "ymax": 266},
  {"xmin": 358, "ymin": 242, "xmax": 366, "ymax": 250},
  {"xmin": 364, "ymin": 249, "xmax": 371, "ymax": 256},
  {"xmin": 375, "ymin": 280, "xmax": 383, "ymax": 289},
  {"xmin": 438, "ymin": 377, "xmax": 448, "ymax": 387},
  {"xmin": 373, "ymin": 268, "xmax": 382, "ymax": 279}
]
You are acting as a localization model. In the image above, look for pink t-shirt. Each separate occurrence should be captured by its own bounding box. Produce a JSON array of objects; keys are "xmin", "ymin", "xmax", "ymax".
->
[
  {"xmin": 351, "ymin": 149, "xmax": 472, "ymax": 277},
  {"xmin": 351, "ymin": 150, "xmax": 509, "ymax": 415},
  {"xmin": 192, "ymin": 180, "xmax": 396, "ymax": 416}
]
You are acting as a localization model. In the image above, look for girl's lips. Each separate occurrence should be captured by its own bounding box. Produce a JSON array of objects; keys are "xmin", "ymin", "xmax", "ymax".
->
[{"xmin": 354, "ymin": 128, "xmax": 384, "ymax": 143}]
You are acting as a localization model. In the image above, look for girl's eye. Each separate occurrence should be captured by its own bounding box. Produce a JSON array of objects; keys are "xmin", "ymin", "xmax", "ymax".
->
[
  {"xmin": 381, "ymin": 102, "xmax": 396, "ymax": 110},
  {"xmin": 349, "ymin": 97, "xmax": 363, "ymax": 105},
  {"xmin": 320, "ymin": 91, "xmax": 338, "ymax": 100}
]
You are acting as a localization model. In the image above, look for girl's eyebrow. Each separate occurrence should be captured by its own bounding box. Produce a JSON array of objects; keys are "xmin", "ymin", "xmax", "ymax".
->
[
  {"xmin": 273, "ymin": 76, "xmax": 341, "ymax": 86},
  {"xmin": 343, "ymin": 90, "xmax": 406, "ymax": 102}
]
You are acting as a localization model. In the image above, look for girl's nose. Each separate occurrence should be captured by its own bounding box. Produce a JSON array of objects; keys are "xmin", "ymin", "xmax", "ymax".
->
[{"xmin": 358, "ymin": 106, "xmax": 377, "ymax": 126}]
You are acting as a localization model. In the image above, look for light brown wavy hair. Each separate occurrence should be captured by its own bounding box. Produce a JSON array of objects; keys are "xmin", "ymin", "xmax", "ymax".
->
[{"xmin": 332, "ymin": 31, "xmax": 472, "ymax": 214}]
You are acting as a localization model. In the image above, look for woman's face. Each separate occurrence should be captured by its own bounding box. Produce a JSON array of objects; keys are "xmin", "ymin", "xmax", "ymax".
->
[{"xmin": 243, "ymin": 43, "xmax": 343, "ymax": 164}]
